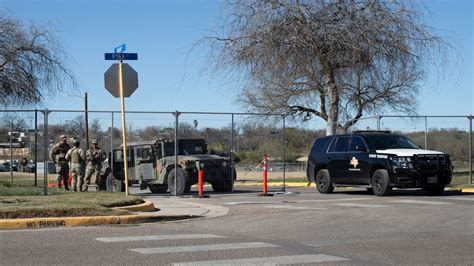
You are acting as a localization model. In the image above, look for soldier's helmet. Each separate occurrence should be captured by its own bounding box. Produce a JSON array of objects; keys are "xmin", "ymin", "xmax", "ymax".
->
[
  {"xmin": 60, "ymin": 135, "xmax": 67, "ymax": 141},
  {"xmin": 92, "ymin": 139, "xmax": 98, "ymax": 145},
  {"xmin": 73, "ymin": 139, "xmax": 80, "ymax": 146}
]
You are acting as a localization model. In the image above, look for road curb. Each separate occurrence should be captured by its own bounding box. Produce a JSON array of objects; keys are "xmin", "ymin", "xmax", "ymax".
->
[
  {"xmin": 461, "ymin": 188, "xmax": 474, "ymax": 193},
  {"xmin": 113, "ymin": 200, "xmax": 156, "ymax": 212},
  {"xmin": 0, "ymin": 213, "xmax": 199, "ymax": 230}
]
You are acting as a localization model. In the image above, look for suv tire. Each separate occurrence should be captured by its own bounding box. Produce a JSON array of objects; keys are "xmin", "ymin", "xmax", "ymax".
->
[
  {"xmin": 315, "ymin": 169, "xmax": 334, "ymax": 194},
  {"xmin": 424, "ymin": 184, "xmax": 446, "ymax": 196},
  {"xmin": 167, "ymin": 168, "xmax": 189, "ymax": 196},
  {"xmin": 372, "ymin": 169, "xmax": 391, "ymax": 196}
]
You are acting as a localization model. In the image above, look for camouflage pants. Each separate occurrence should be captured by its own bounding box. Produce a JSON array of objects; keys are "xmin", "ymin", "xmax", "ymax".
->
[
  {"xmin": 70, "ymin": 163, "xmax": 85, "ymax": 192},
  {"xmin": 83, "ymin": 164, "xmax": 101, "ymax": 191},
  {"xmin": 56, "ymin": 164, "xmax": 69, "ymax": 188}
]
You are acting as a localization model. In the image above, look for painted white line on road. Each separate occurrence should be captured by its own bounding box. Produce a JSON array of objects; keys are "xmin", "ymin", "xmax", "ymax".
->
[
  {"xmin": 443, "ymin": 197, "xmax": 474, "ymax": 202},
  {"xmin": 224, "ymin": 202, "xmax": 267, "ymax": 206},
  {"xmin": 264, "ymin": 205, "xmax": 328, "ymax": 210},
  {"xmin": 172, "ymin": 254, "xmax": 349, "ymax": 266},
  {"xmin": 297, "ymin": 197, "xmax": 373, "ymax": 203},
  {"xmin": 335, "ymin": 203, "xmax": 389, "ymax": 208},
  {"xmin": 96, "ymin": 234, "xmax": 224, "ymax": 243},
  {"xmin": 129, "ymin": 242, "xmax": 278, "ymax": 255},
  {"xmin": 390, "ymin": 200, "xmax": 452, "ymax": 205}
]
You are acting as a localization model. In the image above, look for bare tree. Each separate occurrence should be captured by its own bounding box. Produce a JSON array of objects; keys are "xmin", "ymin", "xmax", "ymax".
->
[
  {"xmin": 207, "ymin": 0, "xmax": 448, "ymax": 135},
  {"xmin": 0, "ymin": 12, "xmax": 75, "ymax": 106}
]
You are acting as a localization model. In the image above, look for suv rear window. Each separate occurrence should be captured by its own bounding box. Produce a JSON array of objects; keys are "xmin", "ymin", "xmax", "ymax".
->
[
  {"xmin": 331, "ymin": 137, "xmax": 351, "ymax": 152},
  {"xmin": 310, "ymin": 137, "xmax": 331, "ymax": 154}
]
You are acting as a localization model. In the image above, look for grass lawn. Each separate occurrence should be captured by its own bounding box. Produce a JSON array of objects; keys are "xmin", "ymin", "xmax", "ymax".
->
[{"xmin": 0, "ymin": 181, "xmax": 144, "ymax": 219}]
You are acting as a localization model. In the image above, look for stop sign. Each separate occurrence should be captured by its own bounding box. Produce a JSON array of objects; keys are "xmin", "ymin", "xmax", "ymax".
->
[{"xmin": 104, "ymin": 63, "xmax": 138, "ymax": 98}]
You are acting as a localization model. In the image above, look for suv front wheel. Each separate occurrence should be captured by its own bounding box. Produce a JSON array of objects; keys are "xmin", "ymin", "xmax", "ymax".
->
[
  {"xmin": 315, "ymin": 169, "xmax": 334, "ymax": 194},
  {"xmin": 372, "ymin": 169, "xmax": 391, "ymax": 196}
]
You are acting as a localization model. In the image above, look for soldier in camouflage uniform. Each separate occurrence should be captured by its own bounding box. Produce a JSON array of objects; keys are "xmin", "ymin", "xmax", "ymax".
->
[
  {"xmin": 66, "ymin": 139, "xmax": 85, "ymax": 192},
  {"xmin": 49, "ymin": 135, "xmax": 71, "ymax": 190},
  {"xmin": 83, "ymin": 139, "xmax": 106, "ymax": 191}
]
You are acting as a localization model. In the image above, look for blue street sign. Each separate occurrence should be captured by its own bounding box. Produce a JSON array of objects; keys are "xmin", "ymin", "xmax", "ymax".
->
[
  {"xmin": 114, "ymin": 44, "xmax": 126, "ymax": 53},
  {"xmin": 104, "ymin": 53, "xmax": 138, "ymax": 60}
]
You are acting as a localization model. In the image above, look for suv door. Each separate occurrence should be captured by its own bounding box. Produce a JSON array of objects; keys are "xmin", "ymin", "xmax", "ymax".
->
[
  {"xmin": 327, "ymin": 136, "xmax": 351, "ymax": 183},
  {"xmin": 346, "ymin": 136, "xmax": 370, "ymax": 185}
]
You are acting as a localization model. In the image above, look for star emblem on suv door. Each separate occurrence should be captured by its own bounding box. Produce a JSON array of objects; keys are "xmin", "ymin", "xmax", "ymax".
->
[{"xmin": 350, "ymin": 157, "xmax": 359, "ymax": 168}]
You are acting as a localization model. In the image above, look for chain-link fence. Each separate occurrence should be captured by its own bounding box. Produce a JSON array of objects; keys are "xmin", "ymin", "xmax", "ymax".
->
[
  {"xmin": 1, "ymin": 110, "xmax": 472, "ymax": 196},
  {"xmin": 0, "ymin": 110, "xmax": 289, "ymax": 195}
]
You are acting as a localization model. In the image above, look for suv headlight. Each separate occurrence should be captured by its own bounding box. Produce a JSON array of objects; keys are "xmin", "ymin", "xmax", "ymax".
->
[
  {"xmin": 222, "ymin": 161, "xmax": 228, "ymax": 167},
  {"xmin": 390, "ymin": 156, "xmax": 414, "ymax": 169}
]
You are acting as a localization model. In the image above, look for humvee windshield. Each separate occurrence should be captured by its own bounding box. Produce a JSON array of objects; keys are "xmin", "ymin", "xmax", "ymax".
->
[{"xmin": 162, "ymin": 139, "xmax": 208, "ymax": 156}]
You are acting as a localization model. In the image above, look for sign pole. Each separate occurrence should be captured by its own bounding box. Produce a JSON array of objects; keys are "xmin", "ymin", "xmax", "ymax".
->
[{"xmin": 119, "ymin": 60, "xmax": 130, "ymax": 196}]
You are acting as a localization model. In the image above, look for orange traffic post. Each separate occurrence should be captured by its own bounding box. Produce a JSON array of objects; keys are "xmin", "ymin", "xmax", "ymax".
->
[
  {"xmin": 198, "ymin": 169, "xmax": 204, "ymax": 197},
  {"xmin": 259, "ymin": 153, "xmax": 273, "ymax": 197},
  {"xmin": 195, "ymin": 161, "xmax": 209, "ymax": 198}
]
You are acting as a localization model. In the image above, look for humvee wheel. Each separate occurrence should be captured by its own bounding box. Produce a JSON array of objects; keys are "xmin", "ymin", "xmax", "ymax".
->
[
  {"xmin": 149, "ymin": 184, "xmax": 168, "ymax": 194},
  {"xmin": 211, "ymin": 169, "xmax": 235, "ymax": 192},
  {"xmin": 106, "ymin": 174, "xmax": 124, "ymax": 192},
  {"xmin": 167, "ymin": 168, "xmax": 189, "ymax": 196}
]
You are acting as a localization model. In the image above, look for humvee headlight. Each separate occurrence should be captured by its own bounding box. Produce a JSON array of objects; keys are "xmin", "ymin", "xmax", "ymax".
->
[
  {"xmin": 390, "ymin": 156, "xmax": 413, "ymax": 169},
  {"xmin": 222, "ymin": 161, "xmax": 228, "ymax": 167},
  {"xmin": 199, "ymin": 162, "xmax": 205, "ymax": 169}
]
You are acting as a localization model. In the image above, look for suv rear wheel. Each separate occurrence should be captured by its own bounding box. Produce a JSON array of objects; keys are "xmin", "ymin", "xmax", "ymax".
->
[
  {"xmin": 315, "ymin": 169, "xmax": 334, "ymax": 194},
  {"xmin": 372, "ymin": 169, "xmax": 391, "ymax": 196}
]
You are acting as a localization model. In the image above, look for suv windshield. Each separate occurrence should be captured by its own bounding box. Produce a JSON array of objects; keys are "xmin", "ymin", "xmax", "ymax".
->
[{"xmin": 364, "ymin": 135, "xmax": 420, "ymax": 150}]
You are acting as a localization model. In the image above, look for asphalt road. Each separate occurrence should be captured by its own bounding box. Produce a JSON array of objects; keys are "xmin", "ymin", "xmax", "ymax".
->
[{"xmin": 1, "ymin": 186, "xmax": 473, "ymax": 265}]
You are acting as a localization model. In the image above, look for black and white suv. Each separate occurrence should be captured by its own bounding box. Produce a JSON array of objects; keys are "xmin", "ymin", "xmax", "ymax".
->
[{"xmin": 306, "ymin": 131, "xmax": 453, "ymax": 196}]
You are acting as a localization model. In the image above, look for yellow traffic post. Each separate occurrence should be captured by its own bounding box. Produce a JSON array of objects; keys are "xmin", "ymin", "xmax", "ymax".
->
[{"xmin": 118, "ymin": 60, "xmax": 129, "ymax": 196}]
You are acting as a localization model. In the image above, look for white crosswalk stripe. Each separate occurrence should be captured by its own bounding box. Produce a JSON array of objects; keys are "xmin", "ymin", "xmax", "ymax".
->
[
  {"xmin": 96, "ymin": 234, "xmax": 352, "ymax": 264},
  {"xmin": 390, "ymin": 199, "xmax": 452, "ymax": 205},
  {"xmin": 265, "ymin": 205, "xmax": 328, "ymax": 210},
  {"xmin": 172, "ymin": 254, "xmax": 349, "ymax": 266},
  {"xmin": 129, "ymin": 242, "xmax": 278, "ymax": 255},
  {"xmin": 335, "ymin": 203, "xmax": 389, "ymax": 208},
  {"xmin": 96, "ymin": 234, "xmax": 224, "ymax": 243}
]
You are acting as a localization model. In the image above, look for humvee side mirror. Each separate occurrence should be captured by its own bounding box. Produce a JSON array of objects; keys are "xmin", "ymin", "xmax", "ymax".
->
[{"xmin": 233, "ymin": 156, "xmax": 241, "ymax": 163}]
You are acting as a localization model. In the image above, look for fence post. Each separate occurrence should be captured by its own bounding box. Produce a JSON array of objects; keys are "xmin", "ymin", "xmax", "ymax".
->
[
  {"xmin": 174, "ymin": 111, "xmax": 180, "ymax": 197},
  {"xmin": 43, "ymin": 109, "xmax": 49, "ymax": 195},
  {"xmin": 34, "ymin": 109, "xmax": 38, "ymax": 186},
  {"xmin": 231, "ymin": 114, "xmax": 235, "ymax": 182},
  {"xmin": 469, "ymin": 115, "xmax": 472, "ymax": 184},
  {"xmin": 282, "ymin": 115, "xmax": 286, "ymax": 193},
  {"xmin": 9, "ymin": 120, "xmax": 13, "ymax": 183},
  {"xmin": 424, "ymin": 116, "xmax": 428, "ymax": 149}
]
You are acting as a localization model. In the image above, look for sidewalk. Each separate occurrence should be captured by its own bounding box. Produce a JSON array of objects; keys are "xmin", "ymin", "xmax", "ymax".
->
[{"xmin": 0, "ymin": 197, "xmax": 229, "ymax": 230}]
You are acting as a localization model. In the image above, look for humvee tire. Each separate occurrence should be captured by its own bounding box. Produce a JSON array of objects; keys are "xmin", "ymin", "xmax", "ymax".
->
[
  {"xmin": 167, "ymin": 168, "xmax": 189, "ymax": 196},
  {"xmin": 149, "ymin": 184, "xmax": 168, "ymax": 194},
  {"xmin": 211, "ymin": 168, "xmax": 235, "ymax": 192}
]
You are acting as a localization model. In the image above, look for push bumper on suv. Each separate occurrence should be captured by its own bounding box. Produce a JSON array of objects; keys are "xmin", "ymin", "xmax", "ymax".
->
[{"xmin": 388, "ymin": 154, "xmax": 453, "ymax": 188}]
